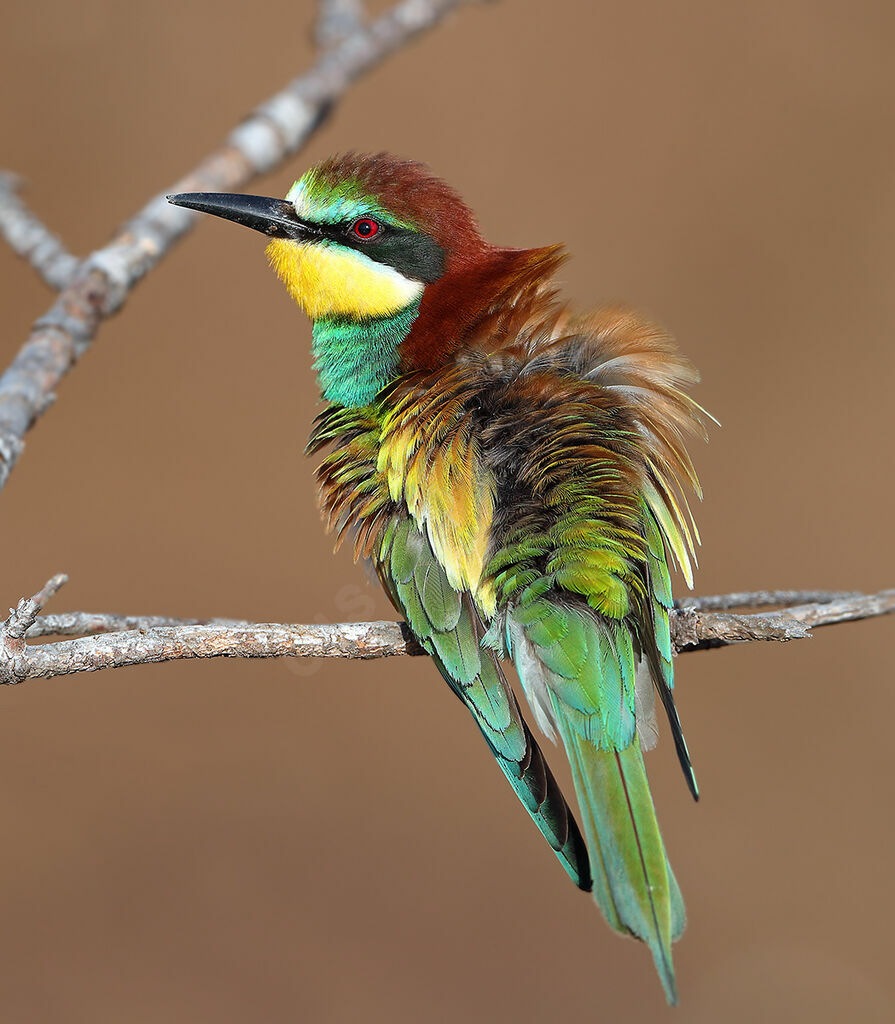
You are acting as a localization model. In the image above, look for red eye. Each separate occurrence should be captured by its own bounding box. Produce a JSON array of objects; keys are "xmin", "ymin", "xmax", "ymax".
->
[{"xmin": 352, "ymin": 218, "xmax": 380, "ymax": 239}]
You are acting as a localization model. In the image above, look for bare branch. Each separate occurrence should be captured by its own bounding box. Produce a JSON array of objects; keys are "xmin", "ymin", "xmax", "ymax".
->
[
  {"xmin": 675, "ymin": 589, "xmax": 860, "ymax": 612},
  {"xmin": 26, "ymin": 611, "xmax": 253, "ymax": 639},
  {"xmin": 0, "ymin": 0, "xmax": 469, "ymax": 496},
  {"xmin": 672, "ymin": 589, "xmax": 895, "ymax": 651},
  {"xmin": 316, "ymin": 0, "xmax": 366, "ymax": 48},
  {"xmin": 778, "ymin": 590, "xmax": 895, "ymax": 629},
  {"xmin": 3, "ymin": 583, "xmax": 892, "ymax": 685},
  {"xmin": 0, "ymin": 174, "xmax": 79, "ymax": 290},
  {"xmin": 5, "ymin": 621, "xmax": 425, "ymax": 684}
]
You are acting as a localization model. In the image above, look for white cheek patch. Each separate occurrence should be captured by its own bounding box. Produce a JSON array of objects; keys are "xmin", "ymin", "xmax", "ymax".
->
[{"xmin": 286, "ymin": 180, "xmax": 313, "ymax": 219}]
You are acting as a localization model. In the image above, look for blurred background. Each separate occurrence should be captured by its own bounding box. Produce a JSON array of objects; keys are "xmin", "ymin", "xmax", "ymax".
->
[{"xmin": 2, "ymin": 0, "xmax": 894, "ymax": 1020}]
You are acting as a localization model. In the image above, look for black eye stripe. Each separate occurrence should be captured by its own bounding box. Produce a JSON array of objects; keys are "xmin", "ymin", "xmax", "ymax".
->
[{"xmin": 314, "ymin": 220, "xmax": 446, "ymax": 284}]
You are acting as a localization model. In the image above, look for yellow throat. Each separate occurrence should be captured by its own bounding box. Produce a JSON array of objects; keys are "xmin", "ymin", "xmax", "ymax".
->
[{"xmin": 266, "ymin": 238, "xmax": 424, "ymax": 320}]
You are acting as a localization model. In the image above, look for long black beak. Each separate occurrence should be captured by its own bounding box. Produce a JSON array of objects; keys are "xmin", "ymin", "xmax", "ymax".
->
[{"xmin": 166, "ymin": 192, "xmax": 317, "ymax": 240}]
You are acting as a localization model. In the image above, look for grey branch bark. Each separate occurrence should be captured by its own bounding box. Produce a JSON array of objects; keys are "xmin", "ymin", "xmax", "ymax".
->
[
  {"xmin": 671, "ymin": 590, "xmax": 895, "ymax": 651},
  {"xmin": 0, "ymin": 0, "xmax": 470, "ymax": 495},
  {"xmin": 316, "ymin": 0, "xmax": 366, "ymax": 48},
  {"xmin": 0, "ymin": 174, "xmax": 79, "ymax": 290},
  {"xmin": 2, "ymin": 580, "xmax": 892, "ymax": 685},
  {"xmin": 674, "ymin": 589, "xmax": 862, "ymax": 612}
]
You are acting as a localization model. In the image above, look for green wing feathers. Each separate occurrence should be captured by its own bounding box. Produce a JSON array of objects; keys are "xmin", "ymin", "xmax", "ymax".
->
[{"xmin": 378, "ymin": 516, "xmax": 591, "ymax": 891}]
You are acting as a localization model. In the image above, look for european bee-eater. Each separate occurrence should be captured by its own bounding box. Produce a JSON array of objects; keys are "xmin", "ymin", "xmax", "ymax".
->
[{"xmin": 169, "ymin": 153, "xmax": 709, "ymax": 1004}]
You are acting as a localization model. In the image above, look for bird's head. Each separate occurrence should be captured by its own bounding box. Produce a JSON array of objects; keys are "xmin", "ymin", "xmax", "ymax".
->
[
  {"xmin": 168, "ymin": 153, "xmax": 562, "ymax": 406},
  {"xmin": 168, "ymin": 152, "xmax": 487, "ymax": 324}
]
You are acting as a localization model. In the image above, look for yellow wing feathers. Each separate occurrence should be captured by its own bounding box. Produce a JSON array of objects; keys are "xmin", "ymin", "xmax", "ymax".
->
[{"xmin": 378, "ymin": 380, "xmax": 496, "ymax": 614}]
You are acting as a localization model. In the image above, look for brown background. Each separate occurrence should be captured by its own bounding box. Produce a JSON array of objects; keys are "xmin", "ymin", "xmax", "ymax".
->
[{"xmin": 2, "ymin": 0, "xmax": 894, "ymax": 1020}]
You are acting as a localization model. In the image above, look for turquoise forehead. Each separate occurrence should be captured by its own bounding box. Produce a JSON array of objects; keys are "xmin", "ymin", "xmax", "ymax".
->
[{"xmin": 286, "ymin": 171, "xmax": 416, "ymax": 229}]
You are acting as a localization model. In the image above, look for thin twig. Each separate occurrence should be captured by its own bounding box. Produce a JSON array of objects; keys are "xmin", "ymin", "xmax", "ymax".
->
[
  {"xmin": 675, "ymin": 589, "xmax": 860, "ymax": 612},
  {"xmin": 3, "ymin": 579, "xmax": 892, "ymax": 685},
  {"xmin": 0, "ymin": 0, "xmax": 469, "ymax": 496},
  {"xmin": 26, "ymin": 611, "xmax": 253, "ymax": 639},
  {"xmin": 3, "ymin": 574, "xmax": 69, "ymax": 640},
  {"xmin": 316, "ymin": 0, "xmax": 366, "ymax": 48},
  {"xmin": 0, "ymin": 174, "xmax": 79, "ymax": 290}
]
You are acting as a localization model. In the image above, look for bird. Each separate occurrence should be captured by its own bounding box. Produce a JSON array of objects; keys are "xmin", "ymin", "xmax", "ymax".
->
[{"xmin": 168, "ymin": 153, "xmax": 710, "ymax": 1004}]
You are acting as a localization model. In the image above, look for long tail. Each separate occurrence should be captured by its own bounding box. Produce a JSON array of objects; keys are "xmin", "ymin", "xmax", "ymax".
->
[{"xmin": 550, "ymin": 695, "xmax": 685, "ymax": 1005}]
